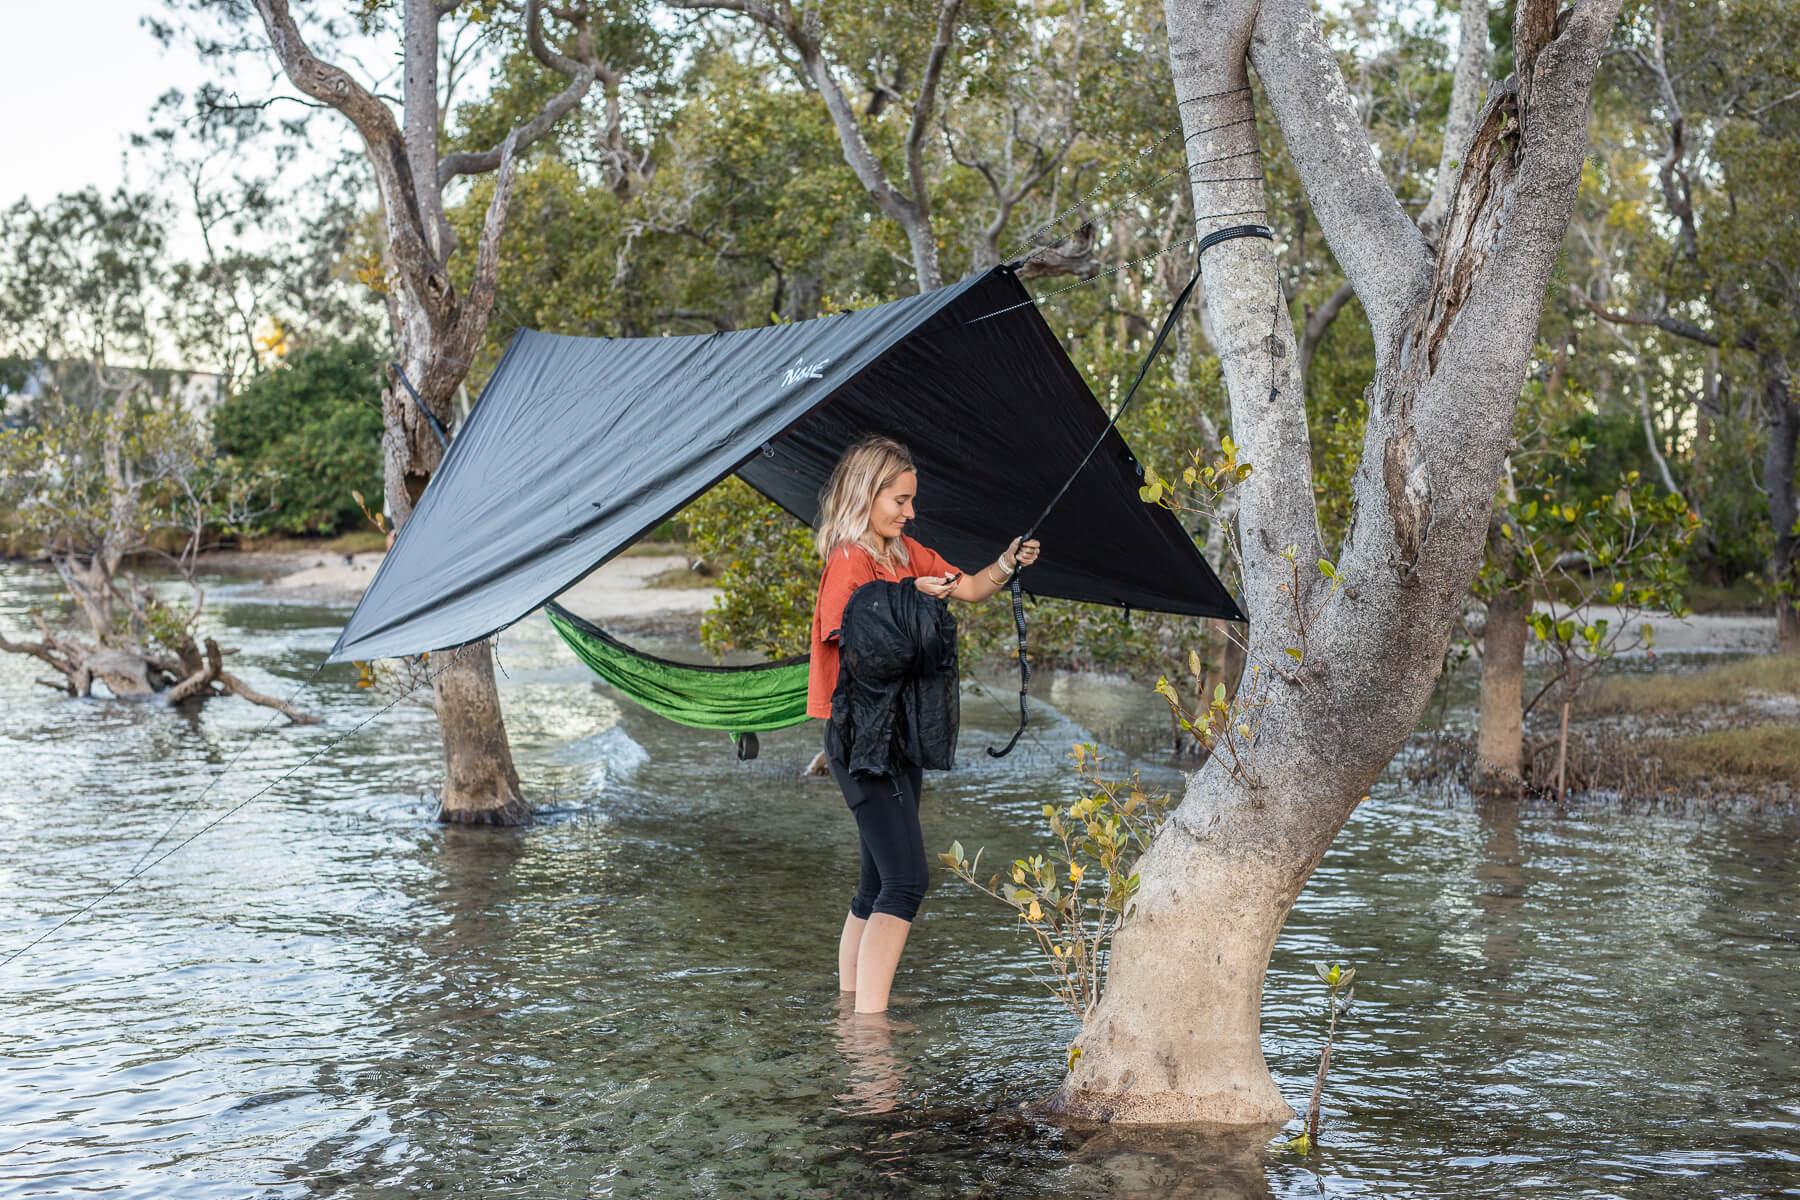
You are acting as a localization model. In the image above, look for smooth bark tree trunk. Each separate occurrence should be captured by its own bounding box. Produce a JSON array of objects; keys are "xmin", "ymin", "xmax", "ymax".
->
[
  {"xmin": 433, "ymin": 639, "xmax": 529, "ymax": 824},
  {"xmin": 1051, "ymin": 0, "xmax": 1623, "ymax": 1124},
  {"xmin": 1475, "ymin": 588, "xmax": 1528, "ymax": 791},
  {"xmin": 384, "ymin": 346, "xmax": 530, "ymax": 824},
  {"xmin": 1762, "ymin": 356, "xmax": 1800, "ymax": 655}
]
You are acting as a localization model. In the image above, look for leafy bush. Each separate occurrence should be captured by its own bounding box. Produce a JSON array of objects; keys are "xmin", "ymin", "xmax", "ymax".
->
[
  {"xmin": 213, "ymin": 340, "xmax": 384, "ymax": 535},
  {"xmin": 683, "ymin": 477, "xmax": 817, "ymax": 659},
  {"xmin": 941, "ymin": 743, "xmax": 1173, "ymax": 1029}
]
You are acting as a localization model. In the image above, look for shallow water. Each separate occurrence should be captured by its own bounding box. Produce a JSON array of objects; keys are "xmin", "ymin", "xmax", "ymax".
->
[{"xmin": 1, "ymin": 562, "xmax": 1796, "ymax": 1198}]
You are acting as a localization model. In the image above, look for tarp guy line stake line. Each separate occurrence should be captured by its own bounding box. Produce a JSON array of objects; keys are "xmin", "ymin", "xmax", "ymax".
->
[
  {"xmin": 124, "ymin": 660, "xmax": 330, "ymax": 880},
  {"xmin": 1, "ymin": 642, "xmax": 479, "ymax": 971}
]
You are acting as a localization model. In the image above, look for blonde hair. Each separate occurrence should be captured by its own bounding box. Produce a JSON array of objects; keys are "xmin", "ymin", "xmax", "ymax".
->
[{"xmin": 814, "ymin": 435, "xmax": 916, "ymax": 565}]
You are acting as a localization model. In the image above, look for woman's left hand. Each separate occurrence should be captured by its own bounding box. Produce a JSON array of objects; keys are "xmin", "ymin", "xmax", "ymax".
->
[{"xmin": 1002, "ymin": 536, "xmax": 1042, "ymax": 571}]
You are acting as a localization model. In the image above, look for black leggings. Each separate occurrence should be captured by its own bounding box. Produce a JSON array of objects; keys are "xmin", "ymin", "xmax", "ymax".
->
[{"xmin": 826, "ymin": 734, "xmax": 929, "ymax": 923}]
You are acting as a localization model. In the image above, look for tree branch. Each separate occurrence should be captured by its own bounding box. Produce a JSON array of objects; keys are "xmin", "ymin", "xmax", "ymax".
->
[
  {"xmin": 906, "ymin": 0, "xmax": 963, "ymax": 217},
  {"xmin": 219, "ymin": 667, "xmax": 323, "ymax": 724},
  {"xmin": 403, "ymin": 0, "xmax": 452, "ymax": 258},
  {"xmin": 1420, "ymin": 0, "xmax": 1491, "ymax": 240},
  {"xmin": 435, "ymin": 128, "xmax": 522, "ymax": 401},
  {"xmin": 250, "ymin": 0, "xmax": 443, "ymax": 319},
  {"xmin": 438, "ymin": 0, "xmax": 601, "ymax": 184},
  {"xmin": 667, "ymin": 0, "xmax": 941, "ymax": 287},
  {"xmin": 0, "ymin": 628, "xmax": 77, "ymax": 690},
  {"xmin": 1626, "ymin": 5, "xmax": 1698, "ymax": 260},
  {"xmin": 1250, "ymin": 0, "xmax": 1434, "ymax": 347},
  {"xmin": 1299, "ymin": 279, "xmax": 1357, "ymax": 379},
  {"xmin": 1568, "ymin": 285, "xmax": 1725, "ymax": 346}
]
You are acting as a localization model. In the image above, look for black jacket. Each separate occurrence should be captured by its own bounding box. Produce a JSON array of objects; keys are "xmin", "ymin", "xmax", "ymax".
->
[{"xmin": 825, "ymin": 580, "xmax": 960, "ymax": 777}]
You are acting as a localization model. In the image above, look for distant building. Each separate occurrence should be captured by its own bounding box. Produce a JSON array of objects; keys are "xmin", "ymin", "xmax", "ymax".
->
[{"xmin": 0, "ymin": 359, "xmax": 227, "ymax": 425}]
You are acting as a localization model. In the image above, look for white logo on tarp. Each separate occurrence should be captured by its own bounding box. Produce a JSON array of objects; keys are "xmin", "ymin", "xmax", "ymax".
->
[{"xmin": 780, "ymin": 356, "xmax": 830, "ymax": 387}]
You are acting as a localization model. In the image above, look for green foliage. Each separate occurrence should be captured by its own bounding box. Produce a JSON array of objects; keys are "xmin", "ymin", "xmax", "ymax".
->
[
  {"xmin": 212, "ymin": 341, "xmax": 384, "ymax": 535},
  {"xmin": 683, "ymin": 478, "xmax": 818, "ymax": 659},
  {"xmin": 0, "ymin": 189, "xmax": 167, "ymax": 403},
  {"xmin": 0, "ymin": 391, "xmax": 255, "ymax": 568},
  {"xmin": 1297, "ymin": 959, "xmax": 1358, "ymax": 1148},
  {"xmin": 1685, "ymin": 411, "xmax": 1775, "ymax": 588},
  {"xmin": 941, "ymin": 743, "xmax": 1172, "ymax": 1028},
  {"xmin": 1479, "ymin": 388, "xmax": 1702, "ymax": 798}
]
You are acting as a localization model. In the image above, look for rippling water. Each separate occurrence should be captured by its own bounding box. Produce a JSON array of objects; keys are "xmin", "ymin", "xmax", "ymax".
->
[{"xmin": 1, "ymin": 562, "xmax": 1795, "ymax": 1198}]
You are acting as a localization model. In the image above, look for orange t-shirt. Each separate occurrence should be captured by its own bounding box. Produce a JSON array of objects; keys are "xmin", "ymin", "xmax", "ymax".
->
[{"xmin": 807, "ymin": 535, "xmax": 962, "ymax": 719}]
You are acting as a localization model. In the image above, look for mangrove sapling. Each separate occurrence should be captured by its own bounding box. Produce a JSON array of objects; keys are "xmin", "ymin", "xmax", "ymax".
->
[
  {"xmin": 1292, "ymin": 962, "xmax": 1355, "ymax": 1152},
  {"xmin": 941, "ymin": 748, "xmax": 1173, "ymax": 1052},
  {"xmin": 1139, "ymin": 442, "xmax": 1344, "ymax": 793}
]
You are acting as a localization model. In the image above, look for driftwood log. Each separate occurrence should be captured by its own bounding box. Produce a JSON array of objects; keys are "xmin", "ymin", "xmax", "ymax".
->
[{"xmin": 0, "ymin": 613, "xmax": 320, "ymax": 724}]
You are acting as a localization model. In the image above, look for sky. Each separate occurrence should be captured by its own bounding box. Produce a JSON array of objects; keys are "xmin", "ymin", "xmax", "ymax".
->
[
  {"xmin": 2, "ymin": 2, "xmax": 225, "ymax": 205},
  {"xmin": 0, "ymin": 2, "xmax": 412, "ymax": 209},
  {"xmin": 0, "ymin": 3, "xmax": 401, "ymax": 369}
]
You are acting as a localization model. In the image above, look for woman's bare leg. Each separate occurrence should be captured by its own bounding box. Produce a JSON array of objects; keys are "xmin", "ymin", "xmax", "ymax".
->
[
  {"xmin": 837, "ymin": 912, "xmax": 866, "ymax": 993},
  {"xmin": 853, "ymin": 913, "xmax": 912, "ymax": 1013}
]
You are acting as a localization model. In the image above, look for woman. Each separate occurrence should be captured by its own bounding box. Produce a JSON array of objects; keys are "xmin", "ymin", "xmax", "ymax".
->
[{"xmin": 808, "ymin": 435, "xmax": 1041, "ymax": 1014}]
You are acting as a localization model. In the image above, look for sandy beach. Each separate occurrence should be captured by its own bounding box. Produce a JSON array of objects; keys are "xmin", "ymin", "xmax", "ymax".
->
[{"xmin": 217, "ymin": 550, "xmax": 719, "ymax": 635}]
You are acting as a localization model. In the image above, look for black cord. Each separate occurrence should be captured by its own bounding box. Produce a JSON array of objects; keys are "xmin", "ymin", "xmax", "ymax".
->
[
  {"xmin": 986, "ymin": 575, "xmax": 1031, "ymax": 758},
  {"xmin": 984, "ymin": 222, "xmax": 1272, "ymax": 760}
]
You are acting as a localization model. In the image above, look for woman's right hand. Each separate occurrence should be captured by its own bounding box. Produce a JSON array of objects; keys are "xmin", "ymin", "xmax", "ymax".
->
[{"xmin": 914, "ymin": 573, "xmax": 957, "ymax": 599}]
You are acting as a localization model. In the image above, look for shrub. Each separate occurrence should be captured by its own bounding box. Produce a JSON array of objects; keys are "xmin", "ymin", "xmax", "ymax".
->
[{"xmin": 213, "ymin": 340, "xmax": 384, "ymax": 535}]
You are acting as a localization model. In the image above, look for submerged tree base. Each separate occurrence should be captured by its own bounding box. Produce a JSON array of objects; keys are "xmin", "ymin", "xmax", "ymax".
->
[
  {"xmin": 1042, "ymin": 1082, "xmax": 1294, "ymax": 1127},
  {"xmin": 436, "ymin": 792, "xmax": 533, "ymax": 826}
]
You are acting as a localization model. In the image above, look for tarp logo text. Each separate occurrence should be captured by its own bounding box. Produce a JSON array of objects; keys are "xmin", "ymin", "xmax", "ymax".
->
[{"xmin": 780, "ymin": 356, "xmax": 831, "ymax": 388}]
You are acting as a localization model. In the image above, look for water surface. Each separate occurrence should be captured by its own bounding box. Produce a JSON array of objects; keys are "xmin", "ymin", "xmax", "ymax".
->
[{"xmin": 1, "ymin": 563, "xmax": 1795, "ymax": 1198}]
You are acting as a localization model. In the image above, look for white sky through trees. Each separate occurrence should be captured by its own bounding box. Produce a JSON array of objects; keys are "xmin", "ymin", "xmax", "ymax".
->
[{"xmin": 3, "ymin": 3, "xmax": 217, "ymax": 205}]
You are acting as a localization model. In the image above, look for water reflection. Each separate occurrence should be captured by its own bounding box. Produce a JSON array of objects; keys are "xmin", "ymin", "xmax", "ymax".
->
[
  {"xmin": 831, "ymin": 1001, "xmax": 909, "ymax": 1116},
  {"xmin": 1059, "ymin": 1122, "xmax": 1281, "ymax": 1200},
  {"xmin": 1475, "ymin": 797, "xmax": 1526, "ymax": 978}
]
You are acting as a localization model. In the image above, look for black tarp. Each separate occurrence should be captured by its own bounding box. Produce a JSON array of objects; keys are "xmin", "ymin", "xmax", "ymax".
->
[{"xmin": 329, "ymin": 265, "xmax": 1242, "ymax": 663}]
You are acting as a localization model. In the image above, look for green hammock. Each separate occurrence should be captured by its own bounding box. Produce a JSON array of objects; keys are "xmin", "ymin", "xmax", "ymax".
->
[{"xmin": 544, "ymin": 602, "xmax": 811, "ymax": 754}]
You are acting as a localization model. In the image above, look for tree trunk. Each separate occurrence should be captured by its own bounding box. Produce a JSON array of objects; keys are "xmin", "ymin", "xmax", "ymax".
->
[
  {"xmin": 1475, "ymin": 588, "xmax": 1528, "ymax": 791},
  {"xmin": 1049, "ymin": 808, "xmax": 1310, "ymax": 1124},
  {"xmin": 1052, "ymin": 0, "xmax": 1622, "ymax": 1124},
  {"xmin": 251, "ymin": 0, "xmax": 605, "ymax": 825},
  {"xmin": 1420, "ymin": 0, "xmax": 1492, "ymax": 240},
  {"xmin": 385, "ymin": 351, "xmax": 530, "ymax": 825},
  {"xmin": 433, "ymin": 639, "xmax": 529, "ymax": 824},
  {"xmin": 1762, "ymin": 355, "xmax": 1800, "ymax": 655},
  {"xmin": 1553, "ymin": 690, "xmax": 1572, "ymax": 806},
  {"xmin": 54, "ymin": 556, "xmax": 119, "ymax": 643}
]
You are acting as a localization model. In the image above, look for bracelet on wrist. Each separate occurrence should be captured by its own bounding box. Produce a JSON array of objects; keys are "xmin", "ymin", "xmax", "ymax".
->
[{"xmin": 996, "ymin": 556, "xmax": 1016, "ymax": 576}]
